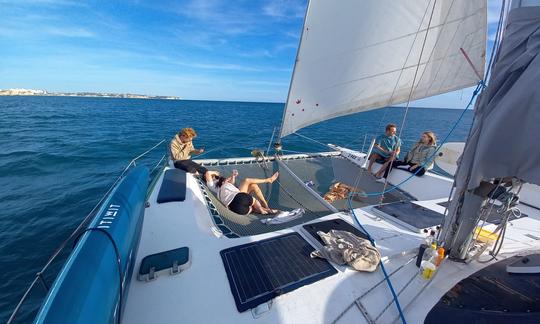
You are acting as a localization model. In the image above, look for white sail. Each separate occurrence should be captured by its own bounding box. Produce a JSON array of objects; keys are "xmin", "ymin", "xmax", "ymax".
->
[{"xmin": 280, "ymin": 0, "xmax": 487, "ymax": 137}]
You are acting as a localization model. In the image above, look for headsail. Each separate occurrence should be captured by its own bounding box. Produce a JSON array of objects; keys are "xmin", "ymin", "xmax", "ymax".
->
[{"xmin": 280, "ymin": 0, "xmax": 487, "ymax": 138}]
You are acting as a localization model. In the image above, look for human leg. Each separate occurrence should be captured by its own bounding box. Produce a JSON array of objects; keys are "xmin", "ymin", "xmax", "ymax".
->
[
  {"xmin": 247, "ymin": 183, "xmax": 270, "ymax": 208},
  {"xmin": 367, "ymin": 153, "xmax": 378, "ymax": 173},
  {"xmin": 238, "ymin": 172, "xmax": 279, "ymax": 192},
  {"xmin": 374, "ymin": 156, "xmax": 395, "ymax": 178},
  {"xmin": 411, "ymin": 166, "xmax": 426, "ymax": 176},
  {"xmin": 250, "ymin": 197, "xmax": 268, "ymax": 214},
  {"xmin": 174, "ymin": 160, "xmax": 208, "ymax": 175},
  {"xmin": 382, "ymin": 160, "xmax": 409, "ymax": 178}
]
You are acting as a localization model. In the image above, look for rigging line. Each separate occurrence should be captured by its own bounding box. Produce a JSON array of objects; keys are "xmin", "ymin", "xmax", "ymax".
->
[
  {"xmin": 281, "ymin": 149, "xmax": 314, "ymax": 154},
  {"xmin": 252, "ymin": 153, "xmax": 317, "ymax": 215},
  {"xmin": 276, "ymin": 159, "xmax": 331, "ymax": 215},
  {"xmin": 331, "ymin": 256, "xmax": 416, "ymax": 324},
  {"xmin": 275, "ymin": 177, "xmax": 319, "ymax": 216},
  {"xmin": 485, "ymin": 0, "xmax": 507, "ymax": 82},
  {"xmin": 292, "ymin": 132, "xmax": 335, "ymax": 150},
  {"xmin": 380, "ymin": 0, "xmax": 439, "ymax": 202},
  {"xmin": 350, "ymin": 4, "xmax": 431, "ymax": 192},
  {"xmin": 367, "ymin": 0, "xmax": 435, "ymax": 138},
  {"xmin": 347, "ymin": 199, "xmax": 407, "ymax": 324},
  {"xmin": 265, "ymin": 126, "xmax": 277, "ymax": 156},
  {"xmin": 348, "ymin": 80, "xmax": 483, "ymax": 198},
  {"xmin": 128, "ymin": 139, "xmax": 166, "ymax": 167},
  {"xmin": 197, "ymin": 128, "xmax": 271, "ymax": 158},
  {"xmin": 420, "ymin": 0, "xmax": 460, "ymax": 96},
  {"xmin": 439, "ymin": 1, "xmax": 506, "ymax": 240}
]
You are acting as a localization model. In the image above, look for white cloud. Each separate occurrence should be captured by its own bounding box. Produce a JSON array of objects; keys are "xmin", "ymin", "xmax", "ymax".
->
[
  {"xmin": 44, "ymin": 27, "xmax": 96, "ymax": 38},
  {"xmin": 263, "ymin": 0, "xmax": 305, "ymax": 19}
]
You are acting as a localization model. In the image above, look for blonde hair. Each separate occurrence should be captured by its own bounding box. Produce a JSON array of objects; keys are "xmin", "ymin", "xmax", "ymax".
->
[
  {"xmin": 422, "ymin": 131, "xmax": 437, "ymax": 146},
  {"xmin": 179, "ymin": 127, "xmax": 197, "ymax": 139}
]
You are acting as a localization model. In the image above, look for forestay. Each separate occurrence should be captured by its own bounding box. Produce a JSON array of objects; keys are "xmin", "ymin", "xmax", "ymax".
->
[{"xmin": 280, "ymin": 0, "xmax": 487, "ymax": 137}]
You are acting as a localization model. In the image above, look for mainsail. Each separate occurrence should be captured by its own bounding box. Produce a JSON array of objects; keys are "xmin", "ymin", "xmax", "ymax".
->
[{"xmin": 280, "ymin": 0, "xmax": 487, "ymax": 137}]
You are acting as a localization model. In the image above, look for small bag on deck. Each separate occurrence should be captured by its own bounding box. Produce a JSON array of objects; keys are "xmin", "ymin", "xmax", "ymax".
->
[{"xmin": 310, "ymin": 229, "xmax": 380, "ymax": 272}]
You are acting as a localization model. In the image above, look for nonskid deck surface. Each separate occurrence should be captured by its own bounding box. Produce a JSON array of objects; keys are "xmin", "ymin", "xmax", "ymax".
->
[
  {"xmin": 122, "ymin": 161, "xmax": 540, "ymax": 324},
  {"xmin": 123, "ymin": 168, "xmax": 428, "ymax": 324}
]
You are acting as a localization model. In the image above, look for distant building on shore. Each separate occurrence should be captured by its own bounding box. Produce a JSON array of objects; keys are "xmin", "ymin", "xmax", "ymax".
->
[
  {"xmin": 0, "ymin": 88, "xmax": 181, "ymax": 100},
  {"xmin": 0, "ymin": 88, "xmax": 47, "ymax": 96}
]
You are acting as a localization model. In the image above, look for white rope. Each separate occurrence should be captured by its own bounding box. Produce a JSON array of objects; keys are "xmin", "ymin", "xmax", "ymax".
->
[{"xmin": 379, "ymin": 0, "xmax": 439, "ymax": 204}]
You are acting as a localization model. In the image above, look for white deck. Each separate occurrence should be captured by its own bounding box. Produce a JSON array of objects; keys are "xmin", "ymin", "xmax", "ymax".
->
[{"xmin": 122, "ymin": 164, "xmax": 540, "ymax": 324}]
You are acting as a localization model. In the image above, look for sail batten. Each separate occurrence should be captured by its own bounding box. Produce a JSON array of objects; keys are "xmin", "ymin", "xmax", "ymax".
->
[{"xmin": 280, "ymin": 0, "xmax": 487, "ymax": 138}]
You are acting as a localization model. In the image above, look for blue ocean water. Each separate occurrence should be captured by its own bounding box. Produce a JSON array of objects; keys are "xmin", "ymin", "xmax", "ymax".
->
[{"xmin": 0, "ymin": 96, "xmax": 473, "ymax": 322}]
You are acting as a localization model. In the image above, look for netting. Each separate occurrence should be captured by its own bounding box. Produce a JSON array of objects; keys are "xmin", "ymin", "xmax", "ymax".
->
[
  {"xmin": 280, "ymin": 156, "xmax": 413, "ymax": 210},
  {"xmin": 197, "ymin": 155, "xmax": 412, "ymax": 237}
]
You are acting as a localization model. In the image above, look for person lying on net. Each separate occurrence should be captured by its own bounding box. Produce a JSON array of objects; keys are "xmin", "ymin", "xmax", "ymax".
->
[
  {"xmin": 375, "ymin": 131, "xmax": 437, "ymax": 180},
  {"xmin": 205, "ymin": 170, "xmax": 280, "ymax": 215}
]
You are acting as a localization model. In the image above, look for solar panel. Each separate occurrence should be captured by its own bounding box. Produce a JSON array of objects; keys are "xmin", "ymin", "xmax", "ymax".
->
[
  {"xmin": 220, "ymin": 232, "xmax": 337, "ymax": 312},
  {"xmin": 373, "ymin": 201, "xmax": 444, "ymax": 231}
]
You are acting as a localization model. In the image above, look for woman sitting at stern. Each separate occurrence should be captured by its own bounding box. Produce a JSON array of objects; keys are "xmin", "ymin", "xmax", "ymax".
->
[{"xmin": 375, "ymin": 131, "xmax": 437, "ymax": 180}]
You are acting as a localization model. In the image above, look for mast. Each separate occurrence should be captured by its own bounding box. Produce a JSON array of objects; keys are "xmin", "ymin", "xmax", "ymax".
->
[{"xmin": 440, "ymin": 0, "xmax": 540, "ymax": 260}]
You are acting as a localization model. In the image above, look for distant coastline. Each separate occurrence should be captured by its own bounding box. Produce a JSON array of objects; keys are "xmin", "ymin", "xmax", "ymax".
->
[{"xmin": 0, "ymin": 88, "xmax": 181, "ymax": 100}]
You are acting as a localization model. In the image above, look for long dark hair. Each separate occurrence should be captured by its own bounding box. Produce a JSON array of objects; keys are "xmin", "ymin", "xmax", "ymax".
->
[{"xmin": 215, "ymin": 176, "xmax": 226, "ymax": 188}]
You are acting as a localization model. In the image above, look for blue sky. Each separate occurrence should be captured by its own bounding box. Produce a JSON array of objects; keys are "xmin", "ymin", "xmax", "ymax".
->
[{"xmin": 1, "ymin": 0, "xmax": 501, "ymax": 106}]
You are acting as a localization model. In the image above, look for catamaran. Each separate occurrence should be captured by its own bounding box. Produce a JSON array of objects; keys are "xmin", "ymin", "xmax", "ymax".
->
[{"xmin": 8, "ymin": 0, "xmax": 540, "ymax": 323}]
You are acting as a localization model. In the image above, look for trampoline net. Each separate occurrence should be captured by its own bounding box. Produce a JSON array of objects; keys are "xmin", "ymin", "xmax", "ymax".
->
[
  {"xmin": 198, "ymin": 155, "xmax": 412, "ymax": 237},
  {"xmin": 280, "ymin": 156, "xmax": 413, "ymax": 210}
]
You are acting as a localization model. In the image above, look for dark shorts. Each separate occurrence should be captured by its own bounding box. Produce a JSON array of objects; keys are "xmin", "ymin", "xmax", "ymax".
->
[{"xmin": 228, "ymin": 193, "xmax": 253, "ymax": 215}]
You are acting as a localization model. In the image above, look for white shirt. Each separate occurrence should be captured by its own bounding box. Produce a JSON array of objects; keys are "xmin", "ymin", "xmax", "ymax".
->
[{"xmin": 207, "ymin": 179, "xmax": 239, "ymax": 206}]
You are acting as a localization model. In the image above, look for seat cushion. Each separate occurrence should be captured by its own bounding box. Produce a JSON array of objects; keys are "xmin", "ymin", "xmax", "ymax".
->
[{"xmin": 157, "ymin": 169, "xmax": 187, "ymax": 203}]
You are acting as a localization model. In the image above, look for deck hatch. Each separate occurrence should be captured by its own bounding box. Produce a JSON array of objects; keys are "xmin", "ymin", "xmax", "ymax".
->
[
  {"xmin": 372, "ymin": 201, "xmax": 444, "ymax": 232},
  {"xmin": 220, "ymin": 232, "xmax": 337, "ymax": 312},
  {"xmin": 156, "ymin": 169, "xmax": 186, "ymax": 203}
]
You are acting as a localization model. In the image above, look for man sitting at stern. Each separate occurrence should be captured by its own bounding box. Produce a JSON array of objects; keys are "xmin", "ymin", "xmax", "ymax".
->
[
  {"xmin": 367, "ymin": 123, "xmax": 401, "ymax": 175},
  {"xmin": 170, "ymin": 127, "xmax": 207, "ymax": 176}
]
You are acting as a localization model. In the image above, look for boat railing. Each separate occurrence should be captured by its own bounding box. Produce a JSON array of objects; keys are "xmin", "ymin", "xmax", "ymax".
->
[{"xmin": 7, "ymin": 139, "xmax": 168, "ymax": 324}]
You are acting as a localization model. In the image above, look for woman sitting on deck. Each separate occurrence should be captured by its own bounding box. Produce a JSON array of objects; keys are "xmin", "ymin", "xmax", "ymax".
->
[
  {"xmin": 375, "ymin": 131, "xmax": 437, "ymax": 180},
  {"xmin": 205, "ymin": 170, "xmax": 280, "ymax": 215}
]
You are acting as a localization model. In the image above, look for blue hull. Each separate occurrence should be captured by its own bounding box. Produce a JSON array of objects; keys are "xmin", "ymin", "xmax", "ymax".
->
[{"xmin": 35, "ymin": 166, "xmax": 149, "ymax": 324}]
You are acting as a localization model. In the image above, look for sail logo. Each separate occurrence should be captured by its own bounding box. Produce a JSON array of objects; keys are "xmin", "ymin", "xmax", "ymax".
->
[{"xmin": 97, "ymin": 204, "xmax": 121, "ymax": 229}]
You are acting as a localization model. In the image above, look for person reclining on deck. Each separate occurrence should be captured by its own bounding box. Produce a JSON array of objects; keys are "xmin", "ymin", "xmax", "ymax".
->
[
  {"xmin": 170, "ymin": 127, "xmax": 207, "ymax": 176},
  {"xmin": 205, "ymin": 170, "xmax": 280, "ymax": 215},
  {"xmin": 367, "ymin": 123, "xmax": 402, "ymax": 174},
  {"xmin": 375, "ymin": 131, "xmax": 437, "ymax": 180}
]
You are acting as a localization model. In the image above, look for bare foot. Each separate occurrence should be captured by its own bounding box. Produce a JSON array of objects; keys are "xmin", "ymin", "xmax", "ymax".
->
[{"xmin": 267, "ymin": 172, "xmax": 279, "ymax": 183}]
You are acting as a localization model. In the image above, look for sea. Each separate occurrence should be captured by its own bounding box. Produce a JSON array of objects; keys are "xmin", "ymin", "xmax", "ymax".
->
[{"xmin": 0, "ymin": 96, "xmax": 473, "ymax": 322}]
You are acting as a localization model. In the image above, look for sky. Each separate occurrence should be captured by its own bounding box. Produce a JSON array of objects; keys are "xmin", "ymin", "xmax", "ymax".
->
[{"xmin": 1, "ymin": 0, "xmax": 502, "ymax": 106}]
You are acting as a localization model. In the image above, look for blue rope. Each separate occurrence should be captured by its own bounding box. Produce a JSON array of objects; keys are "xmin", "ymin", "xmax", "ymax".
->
[
  {"xmin": 345, "ymin": 80, "xmax": 485, "ymax": 324},
  {"xmin": 351, "ymin": 80, "xmax": 485, "ymax": 198},
  {"xmin": 347, "ymin": 197, "xmax": 407, "ymax": 324}
]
